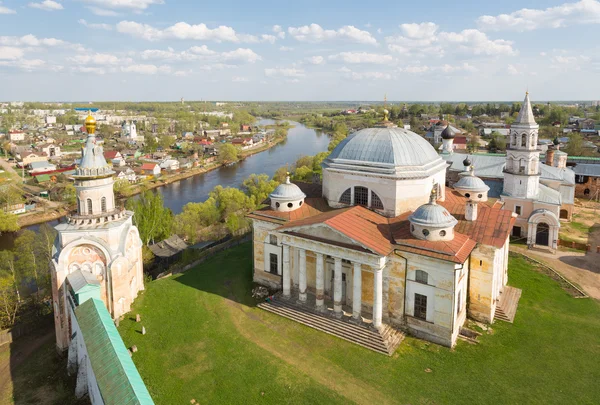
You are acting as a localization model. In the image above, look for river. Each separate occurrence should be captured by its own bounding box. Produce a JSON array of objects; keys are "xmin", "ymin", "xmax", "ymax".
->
[{"xmin": 0, "ymin": 120, "xmax": 330, "ymax": 249}]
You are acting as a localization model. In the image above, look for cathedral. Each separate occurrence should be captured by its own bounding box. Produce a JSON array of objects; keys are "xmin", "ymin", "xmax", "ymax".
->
[
  {"xmin": 250, "ymin": 109, "xmax": 517, "ymax": 349},
  {"xmin": 51, "ymin": 114, "xmax": 145, "ymax": 351}
]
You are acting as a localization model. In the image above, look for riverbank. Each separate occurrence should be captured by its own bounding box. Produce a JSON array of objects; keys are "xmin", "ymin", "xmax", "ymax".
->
[{"xmin": 14, "ymin": 135, "xmax": 289, "ymax": 228}]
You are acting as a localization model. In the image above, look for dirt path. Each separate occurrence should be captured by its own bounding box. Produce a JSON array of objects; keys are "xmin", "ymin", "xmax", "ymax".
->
[
  {"xmin": 0, "ymin": 158, "xmax": 20, "ymax": 180},
  {"xmin": 223, "ymin": 295, "xmax": 394, "ymax": 405},
  {"xmin": 0, "ymin": 330, "xmax": 54, "ymax": 399},
  {"xmin": 511, "ymin": 245, "xmax": 600, "ymax": 299}
]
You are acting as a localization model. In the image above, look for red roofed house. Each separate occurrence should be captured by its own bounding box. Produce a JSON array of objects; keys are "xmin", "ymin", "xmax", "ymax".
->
[
  {"xmin": 139, "ymin": 162, "xmax": 161, "ymax": 176},
  {"xmin": 453, "ymin": 136, "xmax": 468, "ymax": 151},
  {"xmin": 249, "ymin": 119, "xmax": 518, "ymax": 353}
]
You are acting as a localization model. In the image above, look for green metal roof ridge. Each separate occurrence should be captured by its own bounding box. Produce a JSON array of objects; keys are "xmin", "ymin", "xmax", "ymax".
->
[{"xmin": 75, "ymin": 299, "xmax": 154, "ymax": 405}]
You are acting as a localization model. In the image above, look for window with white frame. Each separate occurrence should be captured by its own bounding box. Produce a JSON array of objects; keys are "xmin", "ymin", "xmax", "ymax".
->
[
  {"xmin": 514, "ymin": 205, "xmax": 522, "ymax": 215},
  {"xmin": 414, "ymin": 293, "xmax": 427, "ymax": 320},
  {"xmin": 269, "ymin": 253, "xmax": 278, "ymax": 274}
]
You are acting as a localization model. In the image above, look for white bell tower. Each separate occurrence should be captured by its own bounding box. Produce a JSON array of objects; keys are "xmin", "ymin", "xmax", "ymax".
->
[{"xmin": 502, "ymin": 92, "xmax": 541, "ymax": 199}]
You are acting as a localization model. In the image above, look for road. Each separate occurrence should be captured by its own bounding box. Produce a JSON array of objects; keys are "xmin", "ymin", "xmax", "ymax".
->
[{"xmin": 0, "ymin": 158, "xmax": 20, "ymax": 181}]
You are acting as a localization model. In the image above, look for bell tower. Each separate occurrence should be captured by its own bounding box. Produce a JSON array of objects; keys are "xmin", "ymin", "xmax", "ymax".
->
[{"xmin": 502, "ymin": 92, "xmax": 541, "ymax": 199}]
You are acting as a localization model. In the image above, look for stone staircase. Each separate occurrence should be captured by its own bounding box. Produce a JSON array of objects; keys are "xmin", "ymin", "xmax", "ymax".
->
[
  {"xmin": 494, "ymin": 286, "xmax": 522, "ymax": 323},
  {"xmin": 258, "ymin": 298, "xmax": 404, "ymax": 356}
]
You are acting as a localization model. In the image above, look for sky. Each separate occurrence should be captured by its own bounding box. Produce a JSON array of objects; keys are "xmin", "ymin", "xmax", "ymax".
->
[{"xmin": 0, "ymin": 0, "xmax": 599, "ymax": 102}]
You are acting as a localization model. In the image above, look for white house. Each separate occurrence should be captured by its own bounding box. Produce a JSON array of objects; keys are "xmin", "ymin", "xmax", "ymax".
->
[
  {"xmin": 29, "ymin": 160, "xmax": 57, "ymax": 174},
  {"xmin": 9, "ymin": 130, "xmax": 25, "ymax": 142},
  {"xmin": 159, "ymin": 159, "xmax": 180, "ymax": 171}
]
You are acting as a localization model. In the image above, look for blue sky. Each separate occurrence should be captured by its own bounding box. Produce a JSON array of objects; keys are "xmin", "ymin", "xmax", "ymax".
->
[{"xmin": 0, "ymin": 0, "xmax": 599, "ymax": 101}]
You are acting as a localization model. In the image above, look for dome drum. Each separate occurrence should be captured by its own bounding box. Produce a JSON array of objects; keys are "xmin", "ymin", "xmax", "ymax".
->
[
  {"xmin": 269, "ymin": 175, "xmax": 306, "ymax": 212},
  {"xmin": 453, "ymin": 168, "xmax": 490, "ymax": 202},
  {"xmin": 408, "ymin": 189, "xmax": 458, "ymax": 242}
]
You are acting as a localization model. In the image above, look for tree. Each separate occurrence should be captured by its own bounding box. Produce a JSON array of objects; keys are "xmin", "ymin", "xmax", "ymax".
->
[
  {"xmin": 0, "ymin": 250, "xmax": 19, "ymax": 305},
  {"xmin": 241, "ymin": 174, "xmax": 278, "ymax": 206},
  {"xmin": 14, "ymin": 230, "xmax": 40, "ymax": 298},
  {"xmin": 467, "ymin": 134, "xmax": 480, "ymax": 153},
  {"xmin": 126, "ymin": 191, "xmax": 173, "ymax": 245},
  {"xmin": 0, "ymin": 272, "xmax": 20, "ymax": 328},
  {"xmin": 144, "ymin": 133, "xmax": 158, "ymax": 153},
  {"xmin": 565, "ymin": 132, "xmax": 584, "ymax": 156},
  {"xmin": 158, "ymin": 135, "xmax": 176, "ymax": 150},
  {"xmin": 218, "ymin": 143, "xmax": 240, "ymax": 164},
  {"xmin": 0, "ymin": 210, "xmax": 19, "ymax": 234},
  {"xmin": 273, "ymin": 166, "xmax": 288, "ymax": 183}
]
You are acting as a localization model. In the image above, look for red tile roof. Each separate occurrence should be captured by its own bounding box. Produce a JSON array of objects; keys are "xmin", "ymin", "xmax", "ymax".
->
[
  {"xmin": 140, "ymin": 163, "xmax": 158, "ymax": 171},
  {"xmin": 440, "ymin": 190, "xmax": 516, "ymax": 248},
  {"xmin": 104, "ymin": 150, "xmax": 121, "ymax": 159},
  {"xmin": 249, "ymin": 185, "xmax": 514, "ymax": 262}
]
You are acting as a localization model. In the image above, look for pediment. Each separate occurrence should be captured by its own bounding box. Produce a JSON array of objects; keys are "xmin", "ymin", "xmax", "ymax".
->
[{"xmin": 283, "ymin": 224, "xmax": 369, "ymax": 252}]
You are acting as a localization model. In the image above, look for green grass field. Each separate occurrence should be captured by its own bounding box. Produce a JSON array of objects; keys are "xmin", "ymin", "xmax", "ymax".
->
[{"xmin": 119, "ymin": 243, "xmax": 600, "ymax": 404}]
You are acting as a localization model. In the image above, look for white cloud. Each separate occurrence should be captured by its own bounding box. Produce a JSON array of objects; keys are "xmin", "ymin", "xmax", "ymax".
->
[
  {"xmin": 306, "ymin": 56, "xmax": 325, "ymax": 65},
  {"xmin": 273, "ymin": 25, "xmax": 285, "ymax": 39},
  {"xmin": 477, "ymin": 0, "xmax": 600, "ymax": 32},
  {"xmin": 288, "ymin": 23, "xmax": 377, "ymax": 45},
  {"xmin": 29, "ymin": 1, "xmax": 63, "ymax": 11},
  {"xmin": 0, "ymin": 46, "xmax": 24, "ymax": 60},
  {"xmin": 400, "ymin": 65, "xmax": 430, "ymax": 74},
  {"xmin": 508, "ymin": 64, "xmax": 520, "ymax": 75},
  {"xmin": 0, "ymin": 58, "xmax": 47, "ymax": 71},
  {"xmin": 232, "ymin": 76, "xmax": 249, "ymax": 82},
  {"xmin": 79, "ymin": 0, "xmax": 163, "ymax": 11},
  {"xmin": 87, "ymin": 6, "xmax": 120, "ymax": 16},
  {"xmin": 386, "ymin": 23, "xmax": 515, "ymax": 56},
  {"xmin": 279, "ymin": 46, "xmax": 293, "ymax": 51},
  {"xmin": 116, "ymin": 20, "xmax": 262, "ymax": 43},
  {"xmin": 264, "ymin": 67, "xmax": 305, "ymax": 78},
  {"xmin": 0, "ymin": 34, "xmax": 84, "ymax": 51},
  {"xmin": 78, "ymin": 19, "xmax": 112, "ymax": 30},
  {"xmin": 329, "ymin": 51, "xmax": 394, "ymax": 64},
  {"xmin": 121, "ymin": 64, "xmax": 161, "ymax": 75},
  {"xmin": 72, "ymin": 66, "xmax": 107, "ymax": 75},
  {"xmin": 437, "ymin": 62, "xmax": 478, "ymax": 73},
  {"xmin": 350, "ymin": 71, "xmax": 392, "ymax": 80},
  {"xmin": 68, "ymin": 53, "xmax": 130, "ymax": 66},
  {"xmin": 0, "ymin": 2, "xmax": 16, "ymax": 14},
  {"xmin": 138, "ymin": 46, "xmax": 260, "ymax": 65},
  {"xmin": 261, "ymin": 34, "xmax": 277, "ymax": 44}
]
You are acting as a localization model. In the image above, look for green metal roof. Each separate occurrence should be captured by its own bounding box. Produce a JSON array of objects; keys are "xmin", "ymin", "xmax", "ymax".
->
[
  {"xmin": 66, "ymin": 270, "xmax": 100, "ymax": 295},
  {"xmin": 75, "ymin": 299, "xmax": 154, "ymax": 405},
  {"xmin": 35, "ymin": 174, "xmax": 51, "ymax": 183}
]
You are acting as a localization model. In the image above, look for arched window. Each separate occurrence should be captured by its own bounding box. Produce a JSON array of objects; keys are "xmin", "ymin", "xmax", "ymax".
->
[
  {"xmin": 371, "ymin": 191, "xmax": 384, "ymax": 210},
  {"xmin": 354, "ymin": 186, "xmax": 368, "ymax": 206},
  {"xmin": 339, "ymin": 188, "xmax": 351, "ymax": 205},
  {"xmin": 87, "ymin": 198, "xmax": 93, "ymax": 215},
  {"xmin": 415, "ymin": 270, "xmax": 428, "ymax": 284},
  {"xmin": 101, "ymin": 197, "xmax": 107, "ymax": 213}
]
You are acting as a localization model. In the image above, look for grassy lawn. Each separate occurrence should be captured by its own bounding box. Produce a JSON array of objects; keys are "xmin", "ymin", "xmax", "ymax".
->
[{"xmin": 119, "ymin": 243, "xmax": 600, "ymax": 405}]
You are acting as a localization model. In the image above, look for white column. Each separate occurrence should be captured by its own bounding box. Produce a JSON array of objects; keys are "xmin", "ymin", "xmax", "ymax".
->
[
  {"xmin": 282, "ymin": 245, "xmax": 291, "ymax": 298},
  {"xmin": 352, "ymin": 262, "xmax": 362, "ymax": 320},
  {"xmin": 298, "ymin": 249, "xmax": 307, "ymax": 303},
  {"xmin": 333, "ymin": 257, "xmax": 343, "ymax": 317},
  {"xmin": 373, "ymin": 267, "xmax": 383, "ymax": 328},
  {"xmin": 315, "ymin": 253, "xmax": 325, "ymax": 310}
]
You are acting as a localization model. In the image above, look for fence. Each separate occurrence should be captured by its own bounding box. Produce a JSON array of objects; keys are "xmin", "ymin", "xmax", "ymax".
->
[
  {"xmin": 557, "ymin": 239, "xmax": 595, "ymax": 252},
  {"xmin": 0, "ymin": 322, "xmax": 37, "ymax": 347},
  {"xmin": 156, "ymin": 231, "xmax": 252, "ymax": 279}
]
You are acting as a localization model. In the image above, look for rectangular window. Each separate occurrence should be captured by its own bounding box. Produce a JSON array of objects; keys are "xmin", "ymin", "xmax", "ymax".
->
[
  {"xmin": 415, "ymin": 270, "xmax": 428, "ymax": 284},
  {"xmin": 414, "ymin": 293, "xmax": 427, "ymax": 320},
  {"xmin": 269, "ymin": 253, "xmax": 278, "ymax": 274},
  {"xmin": 514, "ymin": 205, "xmax": 522, "ymax": 215},
  {"xmin": 457, "ymin": 290, "xmax": 462, "ymax": 316},
  {"xmin": 353, "ymin": 186, "xmax": 369, "ymax": 206},
  {"xmin": 269, "ymin": 235, "xmax": 277, "ymax": 245}
]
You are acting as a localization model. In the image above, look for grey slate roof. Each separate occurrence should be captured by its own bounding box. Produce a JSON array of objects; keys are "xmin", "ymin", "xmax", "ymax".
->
[
  {"xmin": 66, "ymin": 270, "xmax": 100, "ymax": 294},
  {"xmin": 537, "ymin": 184, "xmax": 561, "ymax": 205},
  {"xmin": 573, "ymin": 164, "xmax": 600, "ymax": 177},
  {"xmin": 148, "ymin": 234, "xmax": 187, "ymax": 258},
  {"xmin": 409, "ymin": 202, "xmax": 458, "ymax": 228},
  {"xmin": 270, "ymin": 176, "xmax": 306, "ymax": 201}
]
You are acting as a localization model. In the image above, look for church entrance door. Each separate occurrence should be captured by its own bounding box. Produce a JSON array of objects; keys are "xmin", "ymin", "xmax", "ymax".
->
[{"xmin": 536, "ymin": 223, "xmax": 550, "ymax": 246}]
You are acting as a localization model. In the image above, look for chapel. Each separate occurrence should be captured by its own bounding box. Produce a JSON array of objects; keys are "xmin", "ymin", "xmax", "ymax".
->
[{"xmin": 249, "ymin": 110, "xmax": 517, "ymax": 349}]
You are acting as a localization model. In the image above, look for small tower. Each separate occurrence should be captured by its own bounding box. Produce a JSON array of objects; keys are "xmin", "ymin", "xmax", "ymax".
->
[
  {"xmin": 454, "ymin": 166, "xmax": 489, "ymax": 221},
  {"xmin": 269, "ymin": 173, "xmax": 306, "ymax": 212},
  {"xmin": 441, "ymin": 125, "xmax": 455, "ymax": 155},
  {"xmin": 409, "ymin": 186, "xmax": 458, "ymax": 241}
]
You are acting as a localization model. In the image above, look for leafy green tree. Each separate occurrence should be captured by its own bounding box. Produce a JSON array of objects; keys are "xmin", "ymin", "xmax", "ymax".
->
[
  {"xmin": 0, "ymin": 272, "xmax": 20, "ymax": 328},
  {"xmin": 565, "ymin": 132, "xmax": 584, "ymax": 156},
  {"xmin": 158, "ymin": 135, "xmax": 176, "ymax": 150},
  {"xmin": 273, "ymin": 166, "xmax": 289, "ymax": 183},
  {"xmin": 144, "ymin": 133, "xmax": 158, "ymax": 153},
  {"xmin": 241, "ymin": 174, "xmax": 278, "ymax": 206},
  {"xmin": 0, "ymin": 210, "xmax": 19, "ymax": 234},
  {"xmin": 218, "ymin": 143, "xmax": 240, "ymax": 164},
  {"xmin": 126, "ymin": 191, "xmax": 173, "ymax": 245}
]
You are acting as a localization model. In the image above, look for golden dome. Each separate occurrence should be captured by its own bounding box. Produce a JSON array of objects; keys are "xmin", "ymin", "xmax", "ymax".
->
[{"xmin": 85, "ymin": 113, "xmax": 96, "ymax": 135}]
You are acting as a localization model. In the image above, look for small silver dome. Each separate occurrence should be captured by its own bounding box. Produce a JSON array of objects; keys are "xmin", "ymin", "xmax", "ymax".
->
[
  {"xmin": 454, "ymin": 170, "xmax": 490, "ymax": 193},
  {"xmin": 270, "ymin": 176, "xmax": 306, "ymax": 201},
  {"xmin": 409, "ymin": 189, "xmax": 457, "ymax": 228}
]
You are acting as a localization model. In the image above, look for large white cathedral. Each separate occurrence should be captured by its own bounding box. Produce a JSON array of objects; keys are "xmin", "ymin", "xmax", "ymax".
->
[
  {"xmin": 51, "ymin": 114, "xmax": 144, "ymax": 351},
  {"xmin": 250, "ymin": 110, "xmax": 517, "ymax": 349}
]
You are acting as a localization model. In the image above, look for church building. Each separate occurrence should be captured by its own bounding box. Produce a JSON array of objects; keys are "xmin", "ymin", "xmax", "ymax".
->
[
  {"xmin": 51, "ymin": 114, "xmax": 145, "ymax": 352},
  {"xmin": 249, "ymin": 112, "xmax": 517, "ymax": 350}
]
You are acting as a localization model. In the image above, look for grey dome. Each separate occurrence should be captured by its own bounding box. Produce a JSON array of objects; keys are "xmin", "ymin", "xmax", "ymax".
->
[
  {"xmin": 463, "ymin": 156, "xmax": 471, "ymax": 167},
  {"xmin": 270, "ymin": 176, "xmax": 306, "ymax": 201},
  {"xmin": 454, "ymin": 173, "xmax": 489, "ymax": 193},
  {"xmin": 323, "ymin": 127, "xmax": 446, "ymax": 179},
  {"xmin": 441, "ymin": 125, "xmax": 455, "ymax": 140},
  {"xmin": 409, "ymin": 202, "xmax": 458, "ymax": 228}
]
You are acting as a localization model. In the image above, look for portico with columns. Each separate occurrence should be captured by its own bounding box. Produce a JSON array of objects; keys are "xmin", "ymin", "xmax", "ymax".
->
[{"xmin": 278, "ymin": 233, "xmax": 386, "ymax": 327}]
